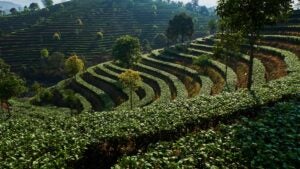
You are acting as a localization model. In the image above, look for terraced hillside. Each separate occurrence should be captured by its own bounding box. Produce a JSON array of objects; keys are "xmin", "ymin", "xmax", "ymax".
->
[
  {"xmin": 35, "ymin": 10, "xmax": 300, "ymax": 113},
  {"xmin": 0, "ymin": 5, "xmax": 299, "ymax": 169},
  {"xmin": 0, "ymin": 0, "xmax": 213, "ymax": 74}
]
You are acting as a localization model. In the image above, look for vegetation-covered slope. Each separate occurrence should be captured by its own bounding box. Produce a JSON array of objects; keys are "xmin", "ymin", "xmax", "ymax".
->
[
  {"xmin": 34, "ymin": 10, "xmax": 300, "ymax": 113},
  {"xmin": 0, "ymin": 0, "xmax": 213, "ymax": 74}
]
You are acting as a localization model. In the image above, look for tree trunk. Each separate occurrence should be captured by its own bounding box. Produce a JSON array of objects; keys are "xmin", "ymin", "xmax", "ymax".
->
[
  {"xmin": 247, "ymin": 34, "xmax": 255, "ymax": 90},
  {"xmin": 181, "ymin": 35, "xmax": 184, "ymax": 43}
]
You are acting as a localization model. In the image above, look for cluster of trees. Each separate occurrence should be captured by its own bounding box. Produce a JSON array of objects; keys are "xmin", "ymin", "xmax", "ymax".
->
[
  {"xmin": 0, "ymin": 59, "xmax": 27, "ymax": 118},
  {"xmin": 185, "ymin": 0, "xmax": 211, "ymax": 16},
  {"xmin": 8, "ymin": 0, "xmax": 54, "ymax": 15}
]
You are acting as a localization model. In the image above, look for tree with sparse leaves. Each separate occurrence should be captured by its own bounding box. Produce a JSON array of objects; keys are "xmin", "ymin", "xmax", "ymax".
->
[
  {"xmin": 64, "ymin": 55, "xmax": 85, "ymax": 77},
  {"xmin": 217, "ymin": 0, "xmax": 293, "ymax": 90},
  {"xmin": 214, "ymin": 19, "xmax": 244, "ymax": 90},
  {"xmin": 118, "ymin": 69, "xmax": 142, "ymax": 110},
  {"xmin": 112, "ymin": 35, "xmax": 142, "ymax": 68}
]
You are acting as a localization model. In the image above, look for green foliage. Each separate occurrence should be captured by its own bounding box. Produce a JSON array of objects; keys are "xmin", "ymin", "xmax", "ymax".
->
[
  {"xmin": 118, "ymin": 69, "xmax": 142, "ymax": 109},
  {"xmin": 64, "ymin": 55, "xmax": 85, "ymax": 77},
  {"xmin": 208, "ymin": 19, "xmax": 217, "ymax": 34},
  {"xmin": 9, "ymin": 8, "xmax": 17, "ymax": 15},
  {"xmin": 193, "ymin": 54, "xmax": 211, "ymax": 66},
  {"xmin": 114, "ymin": 100, "xmax": 300, "ymax": 168},
  {"xmin": 142, "ymin": 39, "xmax": 152, "ymax": 52},
  {"xmin": 112, "ymin": 35, "xmax": 142, "ymax": 68},
  {"xmin": 216, "ymin": 0, "xmax": 293, "ymax": 90},
  {"xmin": 40, "ymin": 48, "xmax": 49, "ymax": 59},
  {"xmin": 0, "ymin": 59, "xmax": 27, "ymax": 115},
  {"xmin": 53, "ymin": 32, "xmax": 61, "ymax": 40},
  {"xmin": 166, "ymin": 12, "xmax": 194, "ymax": 43},
  {"xmin": 152, "ymin": 33, "xmax": 168, "ymax": 48},
  {"xmin": 29, "ymin": 3, "xmax": 40, "ymax": 11},
  {"xmin": 42, "ymin": 0, "xmax": 53, "ymax": 8},
  {"xmin": 96, "ymin": 31, "xmax": 104, "ymax": 40}
]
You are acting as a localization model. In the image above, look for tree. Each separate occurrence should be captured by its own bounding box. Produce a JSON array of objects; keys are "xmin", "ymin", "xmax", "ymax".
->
[
  {"xmin": 166, "ymin": 12, "xmax": 194, "ymax": 43},
  {"xmin": 118, "ymin": 69, "xmax": 142, "ymax": 110},
  {"xmin": 112, "ymin": 35, "xmax": 142, "ymax": 68},
  {"xmin": 64, "ymin": 55, "xmax": 85, "ymax": 77},
  {"xmin": 214, "ymin": 19, "xmax": 244, "ymax": 90},
  {"xmin": 53, "ymin": 32, "xmax": 61, "ymax": 40},
  {"xmin": 96, "ymin": 32, "xmax": 104, "ymax": 40},
  {"xmin": 152, "ymin": 33, "xmax": 168, "ymax": 48},
  {"xmin": 0, "ymin": 59, "xmax": 26, "ymax": 118},
  {"xmin": 217, "ymin": 0, "xmax": 293, "ymax": 90},
  {"xmin": 9, "ymin": 8, "xmax": 17, "ymax": 15},
  {"xmin": 29, "ymin": 3, "xmax": 40, "ymax": 11},
  {"xmin": 142, "ymin": 39, "xmax": 152, "ymax": 53},
  {"xmin": 208, "ymin": 19, "xmax": 217, "ymax": 34},
  {"xmin": 40, "ymin": 48, "xmax": 49, "ymax": 59},
  {"xmin": 42, "ymin": 0, "xmax": 54, "ymax": 8}
]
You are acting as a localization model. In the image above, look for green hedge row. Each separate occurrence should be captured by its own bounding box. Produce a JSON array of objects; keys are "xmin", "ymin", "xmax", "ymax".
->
[
  {"xmin": 114, "ymin": 99, "xmax": 300, "ymax": 168},
  {"xmin": 1, "ymin": 65, "xmax": 299, "ymax": 168},
  {"xmin": 135, "ymin": 63, "xmax": 188, "ymax": 100}
]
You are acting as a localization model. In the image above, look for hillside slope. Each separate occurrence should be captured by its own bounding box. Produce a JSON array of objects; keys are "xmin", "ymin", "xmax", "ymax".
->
[
  {"xmin": 0, "ymin": 0, "xmax": 213, "ymax": 75},
  {"xmin": 32, "ymin": 10, "xmax": 300, "ymax": 113}
]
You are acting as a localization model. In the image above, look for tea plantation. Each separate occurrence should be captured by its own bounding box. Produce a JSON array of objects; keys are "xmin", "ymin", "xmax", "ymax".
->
[{"xmin": 0, "ymin": 1, "xmax": 299, "ymax": 169}]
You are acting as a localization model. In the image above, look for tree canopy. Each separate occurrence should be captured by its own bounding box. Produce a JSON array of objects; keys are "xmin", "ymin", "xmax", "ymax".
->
[
  {"xmin": 112, "ymin": 35, "xmax": 142, "ymax": 68},
  {"xmin": 216, "ymin": 0, "xmax": 293, "ymax": 90},
  {"xmin": 42, "ymin": 0, "xmax": 54, "ymax": 8},
  {"xmin": 64, "ymin": 55, "xmax": 85, "ymax": 77},
  {"xmin": 166, "ymin": 12, "xmax": 194, "ymax": 43},
  {"xmin": 0, "ymin": 59, "xmax": 27, "ymax": 116},
  {"xmin": 118, "ymin": 69, "xmax": 142, "ymax": 109},
  {"xmin": 29, "ymin": 3, "xmax": 40, "ymax": 11}
]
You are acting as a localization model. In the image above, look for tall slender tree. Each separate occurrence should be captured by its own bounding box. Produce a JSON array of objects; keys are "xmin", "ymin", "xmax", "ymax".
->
[{"xmin": 217, "ymin": 0, "xmax": 293, "ymax": 90}]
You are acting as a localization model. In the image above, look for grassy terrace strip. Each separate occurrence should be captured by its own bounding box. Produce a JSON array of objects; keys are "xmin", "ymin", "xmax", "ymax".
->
[
  {"xmin": 257, "ymin": 45, "xmax": 300, "ymax": 73},
  {"xmin": 193, "ymin": 40, "xmax": 266, "ymax": 86},
  {"xmin": 0, "ymin": 66, "xmax": 299, "ymax": 168},
  {"xmin": 74, "ymin": 73, "xmax": 115, "ymax": 110},
  {"xmin": 153, "ymin": 51, "xmax": 213, "ymax": 96},
  {"xmin": 261, "ymin": 35, "xmax": 300, "ymax": 45},
  {"xmin": 106, "ymin": 62, "xmax": 172, "ymax": 105},
  {"xmin": 104, "ymin": 62, "xmax": 162, "ymax": 106},
  {"xmin": 147, "ymin": 51, "xmax": 204, "ymax": 96},
  {"xmin": 180, "ymin": 47, "xmax": 237, "ymax": 92},
  {"xmin": 135, "ymin": 63, "xmax": 188, "ymax": 100},
  {"xmin": 113, "ymin": 100, "xmax": 300, "ymax": 168},
  {"xmin": 92, "ymin": 64, "xmax": 141, "ymax": 110}
]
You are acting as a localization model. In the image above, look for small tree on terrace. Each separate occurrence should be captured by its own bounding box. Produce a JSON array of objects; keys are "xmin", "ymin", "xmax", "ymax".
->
[
  {"xmin": 29, "ymin": 3, "xmax": 40, "ymax": 11},
  {"xmin": 166, "ymin": 12, "xmax": 194, "ymax": 43},
  {"xmin": 64, "ymin": 55, "xmax": 85, "ymax": 77},
  {"xmin": 152, "ymin": 33, "xmax": 168, "ymax": 48},
  {"xmin": 42, "ymin": 0, "xmax": 54, "ymax": 8},
  {"xmin": 112, "ymin": 35, "xmax": 141, "ymax": 68},
  {"xmin": 217, "ymin": 0, "xmax": 293, "ymax": 90},
  {"xmin": 0, "ymin": 59, "xmax": 27, "ymax": 118},
  {"xmin": 40, "ymin": 48, "xmax": 49, "ymax": 59},
  {"xmin": 208, "ymin": 19, "xmax": 217, "ymax": 34},
  {"xmin": 10, "ymin": 8, "xmax": 17, "ymax": 15},
  {"xmin": 118, "ymin": 69, "xmax": 142, "ymax": 110},
  {"xmin": 214, "ymin": 19, "xmax": 244, "ymax": 90}
]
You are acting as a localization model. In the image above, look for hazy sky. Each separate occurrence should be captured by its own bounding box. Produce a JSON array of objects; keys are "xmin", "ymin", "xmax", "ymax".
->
[{"xmin": 6, "ymin": 0, "xmax": 218, "ymax": 7}]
